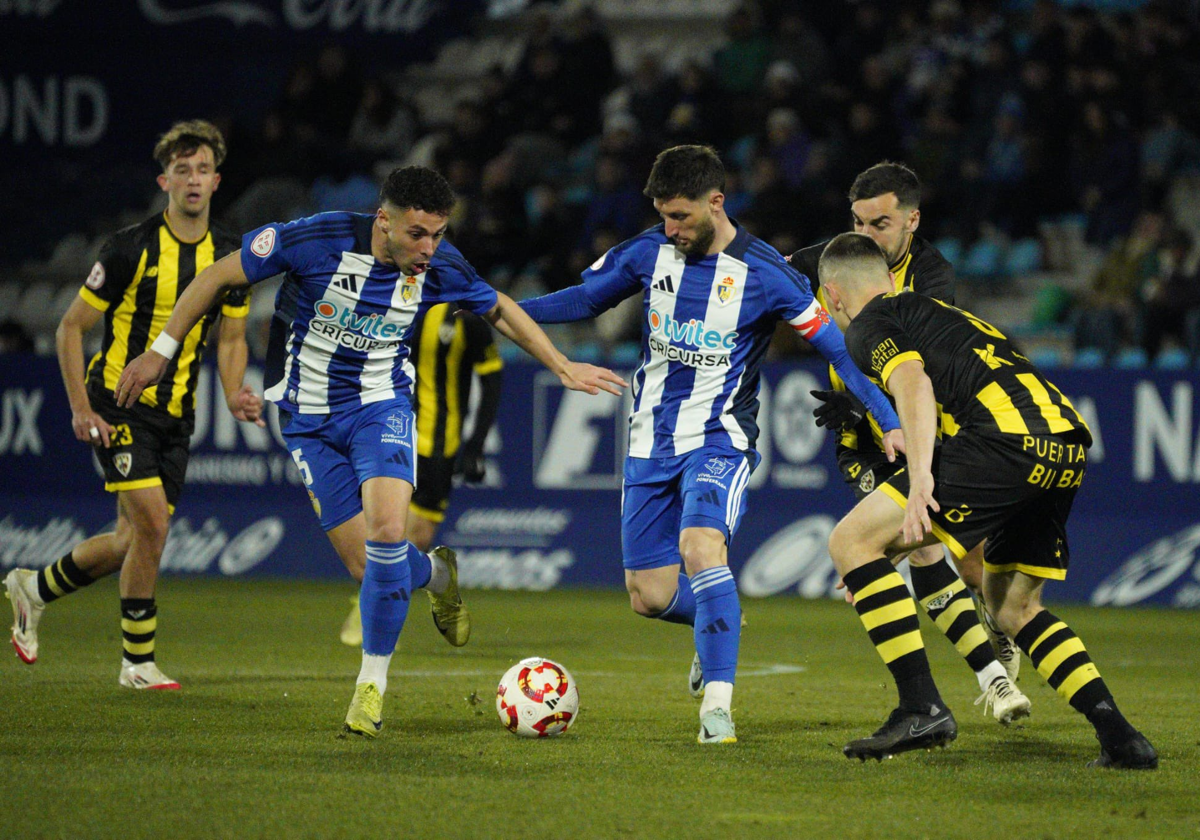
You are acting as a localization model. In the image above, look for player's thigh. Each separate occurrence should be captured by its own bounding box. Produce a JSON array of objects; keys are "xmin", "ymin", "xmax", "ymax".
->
[
  {"xmin": 360, "ymin": 476, "xmax": 414, "ymax": 543},
  {"xmin": 621, "ymin": 456, "xmax": 684, "ymax": 572},
  {"xmin": 678, "ymin": 447, "xmax": 756, "ymax": 548},
  {"xmin": 282, "ymin": 414, "xmax": 362, "ymax": 531},
  {"xmin": 117, "ymin": 484, "xmax": 171, "ymax": 544},
  {"xmin": 346, "ymin": 399, "xmax": 417, "ymax": 491},
  {"xmin": 828, "ymin": 487, "xmax": 921, "ymax": 574}
]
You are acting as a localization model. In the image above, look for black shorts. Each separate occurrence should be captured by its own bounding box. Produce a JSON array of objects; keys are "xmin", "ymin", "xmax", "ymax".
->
[
  {"xmin": 839, "ymin": 448, "xmax": 901, "ymax": 501},
  {"xmin": 88, "ymin": 386, "xmax": 191, "ymax": 510},
  {"xmin": 410, "ymin": 454, "xmax": 454, "ymax": 523},
  {"xmin": 877, "ymin": 430, "xmax": 1088, "ymax": 580}
]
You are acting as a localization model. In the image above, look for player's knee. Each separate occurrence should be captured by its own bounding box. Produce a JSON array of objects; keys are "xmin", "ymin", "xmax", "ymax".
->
[
  {"xmin": 626, "ymin": 583, "xmax": 672, "ymax": 617},
  {"xmin": 678, "ymin": 531, "xmax": 722, "ymax": 575},
  {"xmin": 906, "ymin": 544, "xmax": 944, "ymax": 568},
  {"xmin": 365, "ymin": 519, "xmax": 406, "ymax": 544},
  {"xmin": 133, "ymin": 513, "xmax": 169, "ymax": 549},
  {"xmin": 992, "ymin": 597, "xmax": 1039, "ymax": 638}
]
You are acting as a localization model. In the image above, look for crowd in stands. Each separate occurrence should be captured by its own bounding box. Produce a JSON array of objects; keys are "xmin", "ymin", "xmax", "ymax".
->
[{"xmin": 7, "ymin": 0, "xmax": 1200, "ymax": 366}]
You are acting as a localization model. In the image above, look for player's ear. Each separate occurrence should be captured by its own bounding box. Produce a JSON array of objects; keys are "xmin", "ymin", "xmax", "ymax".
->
[
  {"xmin": 212, "ymin": 172, "xmax": 221, "ymax": 192},
  {"xmin": 157, "ymin": 173, "xmax": 169, "ymax": 192},
  {"xmin": 908, "ymin": 208, "xmax": 921, "ymax": 233},
  {"xmin": 376, "ymin": 205, "xmax": 390, "ymax": 233},
  {"xmin": 709, "ymin": 190, "xmax": 725, "ymax": 213}
]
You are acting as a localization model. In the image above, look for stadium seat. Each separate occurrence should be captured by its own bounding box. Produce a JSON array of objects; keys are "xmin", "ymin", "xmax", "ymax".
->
[
  {"xmin": 13, "ymin": 281, "xmax": 59, "ymax": 333},
  {"xmin": 1028, "ymin": 347, "xmax": 1065, "ymax": 369},
  {"xmin": 960, "ymin": 239, "xmax": 1003, "ymax": 279},
  {"xmin": 1004, "ymin": 238, "xmax": 1042, "ymax": 276},
  {"xmin": 1154, "ymin": 347, "xmax": 1191, "ymax": 369},
  {"xmin": 932, "ymin": 237, "xmax": 962, "ymax": 268},
  {"xmin": 1072, "ymin": 347, "xmax": 1106, "ymax": 368},
  {"xmin": 609, "ymin": 341, "xmax": 641, "ymax": 367},
  {"xmin": 1113, "ymin": 347, "xmax": 1149, "ymax": 369}
]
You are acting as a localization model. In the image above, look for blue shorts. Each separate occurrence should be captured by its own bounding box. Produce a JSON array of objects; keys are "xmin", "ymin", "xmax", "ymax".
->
[
  {"xmin": 621, "ymin": 447, "xmax": 758, "ymax": 571},
  {"xmin": 280, "ymin": 398, "xmax": 417, "ymax": 531}
]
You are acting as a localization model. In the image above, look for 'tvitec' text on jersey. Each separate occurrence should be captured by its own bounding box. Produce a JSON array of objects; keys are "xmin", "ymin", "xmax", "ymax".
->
[
  {"xmin": 240, "ymin": 213, "xmax": 498, "ymax": 415},
  {"xmin": 581, "ymin": 224, "xmax": 852, "ymax": 459}
]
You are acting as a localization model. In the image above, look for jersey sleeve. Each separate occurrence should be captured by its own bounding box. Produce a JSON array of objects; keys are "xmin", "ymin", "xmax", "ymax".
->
[
  {"xmin": 423, "ymin": 251, "xmax": 499, "ymax": 316},
  {"xmin": 577, "ymin": 242, "xmax": 646, "ymax": 309},
  {"xmin": 463, "ymin": 314, "xmax": 503, "ymax": 376},
  {"xmin": 240, "ymin": 219, "xmax": 311, "ymax": 284},
  {"xmin": 220, "ymin": 285, "xmax": 252, "ymax": 319},
  {"xmin": 847, "ymin": 301, "xmax": 924, "ymax": 389},
  {"xmin": 80, "ymin": 233, "xmax": 137, "ymax": 312}
]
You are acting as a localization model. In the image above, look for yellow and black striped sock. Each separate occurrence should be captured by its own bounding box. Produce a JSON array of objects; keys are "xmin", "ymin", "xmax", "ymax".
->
[
  {"xmin": 121, "ymin": 598, "xmax": 157, "ymax": 664},
  {"xmin": 36, "ymin": 552, "xmax": 97, "ymax": 604},
  {"xmin": 1014, "ymin": 609, "xmax": 1110, "ymax": 714},
  {"xmin": 844, "ymin": 558, "xmax": 943, "ymax": 712},
  {"xmin": 910, "ymin": 560, "xmax": 996, "ymax": 674}
]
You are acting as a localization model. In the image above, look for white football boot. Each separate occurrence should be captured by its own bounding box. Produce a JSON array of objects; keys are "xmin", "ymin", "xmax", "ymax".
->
[
  {"xmin": 5, "ymin": 569, "xmax": 44, "ymax": 664},
  {"xmin": 119, "ymin": 659, "xmax": 181, "ymax": 690}
]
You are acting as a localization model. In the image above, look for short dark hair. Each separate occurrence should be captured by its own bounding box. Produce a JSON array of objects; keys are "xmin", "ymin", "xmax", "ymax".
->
[
  {"xmin": 380, "ymin": 166, "xmax": 456, "ymax": 215},
  {"xmin": 153, "ymin": 120, "xmax": 226, "ymax": 170},
  {"xmin": 643, "ymin": 145, "xmax": 725, "ymax": 201},
  {"xmin": 848, "ymin": 161, "xmax": 921, "ymax": 209},
  {"xmin": 818, "ymin": 232, "xmax": 889, "ymax": 281}
]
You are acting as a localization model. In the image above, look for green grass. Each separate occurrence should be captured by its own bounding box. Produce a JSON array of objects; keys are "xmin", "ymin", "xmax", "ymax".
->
[{"xmin": 1, "ymin": 579, "xmax": 1196, "ymax": 839}]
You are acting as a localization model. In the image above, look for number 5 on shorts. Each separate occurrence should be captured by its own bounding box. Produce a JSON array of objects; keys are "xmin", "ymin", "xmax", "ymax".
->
[{"xmin": 290, "ymin": 449, "xmax": 314, "ymax": 486}]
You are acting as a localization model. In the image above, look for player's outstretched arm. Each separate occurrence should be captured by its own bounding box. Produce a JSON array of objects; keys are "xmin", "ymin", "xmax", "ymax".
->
[
  {"xmin": 885, "ymin": 359, "xmax": 940, "ymax": 544},
  {"xmin": 805, "ymin": 315, "xmax": 901, "ymax": 435},
  {"xmin": 485, "ymin": 291, "xmax": 628, "ymax": 396},
  {"xmin": 56, "ymin": 295, "xmax": 116, "ymax": 447},
  {"xmin": 115, "ymin": 250, "xmax": 249, "ymax": 407},
  {"xmin": 216, "ymin": 313, "xmax": 266, "ymax": 427}
]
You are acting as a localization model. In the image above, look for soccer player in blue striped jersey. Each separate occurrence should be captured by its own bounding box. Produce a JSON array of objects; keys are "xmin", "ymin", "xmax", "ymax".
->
[
  {"xmin": 116, "ymin": 166, "xmax": 626, "ymax": 737},
  {"xmin": 519, "ymin": 145, "xmax": 902, "ymax": 743}
]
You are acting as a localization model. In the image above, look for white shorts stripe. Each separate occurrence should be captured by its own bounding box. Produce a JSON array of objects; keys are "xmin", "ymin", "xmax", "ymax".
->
[{"xmin": 724, "ymin": 459, "xmax": 751, "ymax": 530}]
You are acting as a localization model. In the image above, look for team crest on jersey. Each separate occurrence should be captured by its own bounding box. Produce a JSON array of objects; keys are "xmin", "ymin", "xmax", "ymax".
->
[
  {"xmin": 250, "ymin": 227, "xmax": 277, "ymax": 257},
  {"xmin": 85, "ymin": 261, "xmax": 105, "ymax": 290},
  {"xmin": 308, "ymin": 489, "xmax": 322, "ymax": 518},
  {"xmin": 716, "ymin": 275, "xmax": 736, "ymax": 305},
  {"xmin": 859, "ymin": 469, "xmax": 875, "ymax": 494},
  {"xmin": 114, "ymin": 452, "xmax": 133, "ymax": 477},
  {"xmin": 401, "ymin": 275, "xmax": 419, "ymax": 304}
]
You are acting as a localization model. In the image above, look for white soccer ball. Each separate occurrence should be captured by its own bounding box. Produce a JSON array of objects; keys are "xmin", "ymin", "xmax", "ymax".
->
[{"xmin": 496, "ymin": 657, "xmax": 579, "ymax": 738}]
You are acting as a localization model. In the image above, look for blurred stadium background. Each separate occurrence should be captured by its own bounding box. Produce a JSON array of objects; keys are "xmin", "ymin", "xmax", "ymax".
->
[{"xmin": 2, "ymin": 2, "xmax": 1200, "ymax": 836}]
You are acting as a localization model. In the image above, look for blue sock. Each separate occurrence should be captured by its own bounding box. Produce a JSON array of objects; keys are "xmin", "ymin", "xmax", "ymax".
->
[
  {"xmin": 690, "ymin": 567, "xmax": 740, "ymax": 684},
  {"xmin": 654, "ymin": 572, "xmax": 697, "ymax": 626},
  {"xmin": 406, "ymin": 541, "xmax": 432, "ymax": 590},
  {"xmin": 360, "ymin": 540, "xmax": 411, "ymax": 656}
]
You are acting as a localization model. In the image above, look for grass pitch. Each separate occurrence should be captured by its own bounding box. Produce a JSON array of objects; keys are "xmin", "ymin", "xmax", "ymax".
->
[{"xmin": 1, "ymin": 579, "xmax": 1195, "ymax": 839}]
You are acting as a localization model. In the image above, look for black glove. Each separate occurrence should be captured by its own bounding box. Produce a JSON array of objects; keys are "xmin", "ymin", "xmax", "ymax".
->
[
  {"xmin": 811, "ymin": 389, "xmax": 866, "ymax": 432},
  {"xmin": 454, "ymin": 446, "xmax": 487, "ymax": 484}
]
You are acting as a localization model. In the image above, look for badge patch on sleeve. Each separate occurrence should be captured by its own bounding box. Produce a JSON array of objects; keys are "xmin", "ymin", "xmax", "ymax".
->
[
  {"xmin": 85, "ymin": 262, "xmax": 106, "ymax": 290},
  {"xmin": 250, "ymin": 227, "xmax": 277, "ymax": 257}
]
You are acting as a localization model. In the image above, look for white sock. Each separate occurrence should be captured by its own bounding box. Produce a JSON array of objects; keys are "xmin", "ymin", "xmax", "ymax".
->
[
  {"xmin": 977, "ymin": 661, "xmax": 1007, "ymax": 692},
  {"xmin": 426, "ymin": 552, "xmax": 450, "ymax": 595},
  {"xmin": 700, "ymin": 680, "xmax": 733, "ymax": 716},
  {"xmin": 357, "ymin": 652, "xmax": 391, "ymax": 696}
]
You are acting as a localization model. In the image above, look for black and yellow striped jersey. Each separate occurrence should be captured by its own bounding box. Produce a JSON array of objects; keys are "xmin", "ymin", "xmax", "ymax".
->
[
  {"xmin": 846, "ymin": 292, "xmax": 1091, "ymax": 445},
  {"xmin": 411, "ymin": 302, "xmax": 503, "ymax": 459},
  {"xmin": 790, "ymin": 234, "xmax": 956, "ymax": 453},
  {"xmin": 81, "ymin": 213, "xmax": 247, "ymax": 423}
]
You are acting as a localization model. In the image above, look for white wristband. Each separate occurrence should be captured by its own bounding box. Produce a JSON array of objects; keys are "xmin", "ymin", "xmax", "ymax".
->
[{"xmin": 150, "ymin": 331, "xmax": 181, "ymax": 359}]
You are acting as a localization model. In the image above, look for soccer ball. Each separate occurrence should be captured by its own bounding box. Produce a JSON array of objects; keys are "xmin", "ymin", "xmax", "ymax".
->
[{"xmin": 496, "ymin": 657, "xmax": 579, "ymax": 738}]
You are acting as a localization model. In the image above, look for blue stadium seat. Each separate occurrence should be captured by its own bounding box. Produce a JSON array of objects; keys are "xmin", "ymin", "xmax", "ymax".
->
[
  {"xmin": 1028, "ymin": 347, "xmax": 1065, "ymax": 369},
  {"xmin": 1072, "ymin": 347, "xmax": 1106, "ymax": 368},
  {"xmin": 932, "ymin": 237, "xmax": 962, "ymax": 268},
  {"xmin": 609, "ymin": 342, "xmax": 642, "ymax": 367},
  {"xmin": 573, "ymin": 342, "xmax": 602, "ymax": 364},
  {"xmin": 1113, "ymin": 347, "xmax": 1149, "ymax": 369},
  {"xmin": 1154, "ymin": 347, "xmax": 1191, "ymax": 370},
  {"xmin": 960, "ymin": 239, "xmax": 1003, "ymax": 279},
  {"xmin": 1004, "ymin": 238, "xmax": 1042, "ymax": 276}
]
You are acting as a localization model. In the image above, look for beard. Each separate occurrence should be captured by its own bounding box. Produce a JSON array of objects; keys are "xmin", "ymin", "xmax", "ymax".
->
[{"xmin": 675, "ymin": 216, "xmax": 716, "ymax": 257}]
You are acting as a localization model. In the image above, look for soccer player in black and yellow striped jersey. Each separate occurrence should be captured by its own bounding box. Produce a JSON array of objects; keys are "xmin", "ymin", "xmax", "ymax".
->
[
  {"xmin": 339, "ymin": 301, "xmax": 502, "ymax": 646},
  {"xmin": 792, "ymin": 163, "xmax": 1026, "ymax": 723},
  {"xmin": 820, "ymin": 233, "xmax": 1157, "ymax": 769},
  {"xmin": 4, "ymin": 120, "xmax": 264, "ymax": 690}
]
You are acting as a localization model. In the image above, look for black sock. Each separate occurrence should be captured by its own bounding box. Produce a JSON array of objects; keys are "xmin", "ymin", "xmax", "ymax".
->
[
  {"xmin": 36, "ymin": 552, "xmax": 96, "ymax": 604},
  {"xmin": 120, "ymin": 598, "xmax": 157, "ymax": 664}
]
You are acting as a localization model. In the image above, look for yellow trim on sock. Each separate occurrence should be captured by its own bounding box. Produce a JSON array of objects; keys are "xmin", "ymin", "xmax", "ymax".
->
[
  {"xmin": 877, "ymin": 629, "xmax": 925, "ymax": 663},
  {"xmin": 932, "ymin": 596, "xmax": 974, "ymax": 632},
  {"xmin": 123, "ymin": 640, "xmax": 155, "ymax": 656},
  {"xmin": 1036, "ymin": 637, "xmax": 1087, "ymax": 679},
  {"xmin": 954, "ymin": 624, "xmax": 991, "ymax": 658},
  {"xmin": 919, "ymin": 578, "xmax": 966, "ymax": 610},
  {"xmin": 860, "ymin": 599, "xmax": 917, "ymax": 631},
  {"xmin": 43, "ymin": 567, "xmax": 67, "ymax": 598},
  {"xmin": 1028, "ymin": 621, "xmax": 1068, "ymax": 657},
  {"xmin": 1058, "ymin": 664, "xmax": 1102, "ymax": 701},
  {"xmin": 853, "ymin": 572, "xmax": 907, "ymax": 602},
  {"xmin": 121, "ymin": 617, "xmax": 157, "ymax": 635}
]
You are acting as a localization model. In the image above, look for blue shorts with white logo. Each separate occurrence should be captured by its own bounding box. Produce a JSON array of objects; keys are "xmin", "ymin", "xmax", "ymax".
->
[
  {"xmin": 280, "ymin": 397, "xmax": 417, "ymax": 531},
  {"xmin": 621, "ymin": 446, "xmax": 758, "ymax": 571}
]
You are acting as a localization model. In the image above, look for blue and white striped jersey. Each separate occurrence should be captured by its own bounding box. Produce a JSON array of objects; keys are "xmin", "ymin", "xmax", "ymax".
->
[
  {"xmin": 559, "ymin": 223, "xmax": 896, "ymax": 459},
  {"xmin": 240, "ymin": 212, "xmax": 498, "ymax": 415}
]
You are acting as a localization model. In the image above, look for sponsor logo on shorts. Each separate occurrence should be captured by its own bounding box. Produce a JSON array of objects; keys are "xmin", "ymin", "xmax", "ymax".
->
[
  {"xmin": 703, "ymin": 457, "xmax": 735, "ymax": 479},
  {"xmin": 382, "ymin": 412, "xmax": 412, "ymax": 446},
  {"xmin": 250, "ymin": 227, "xmax": 276, "ymax": 257},
  {"xmin": 114, "ymin": 452, "xmax": 132, "ymax": 477},
  {"xmin": 85, "ymin": 261, "xmax": 105, "ymax": 290},
  {"xmin": 859, "ymin": 469, "xmax": 875, "ymax": 494}
]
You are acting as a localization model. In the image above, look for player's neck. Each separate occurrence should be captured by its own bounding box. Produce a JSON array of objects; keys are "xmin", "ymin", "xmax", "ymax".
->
[
  {"xmin": 164, "ymin": 205, "xmax": 209, "ymax": 243},
  {"xmin": 705, "ymin": 213, "xmax": 738, "ymax": 257},
  {"xmin": 846, "ymin": 288, "xmax": 887, "ymax": 319}
]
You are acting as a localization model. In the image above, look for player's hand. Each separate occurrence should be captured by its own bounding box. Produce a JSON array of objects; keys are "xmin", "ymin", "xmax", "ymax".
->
[
  {"xmin": 810, "ymin": 389, "xmax": 866, "ymax": 432},
  {"xmin": 227, "ymin": 385, "xmax": 267, "ymax": 427},
  {"xmin": 560, "ymin": 361, "xmax": 628, "ymax": 396},
  {"xmin": 902, "ymin": 471, "xmax": 940, "ymax": 545},
  {"xmin": 835, "ymin": 578, "xmax": 854, "ymax": 604},
  {"xmin": 454, "ymin": 446, "xmax": 487, "ymax": 484},
  {"xmin": 882, "ymin": 428, "xmax": 906, "ymax": 462},
  {"xmin": 71, "ymin": 407, "xmax": 115, "ymax": 448},
  {"xmin": 115, "ymin": 351, "xmax": 170, "ymax": 408}
]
